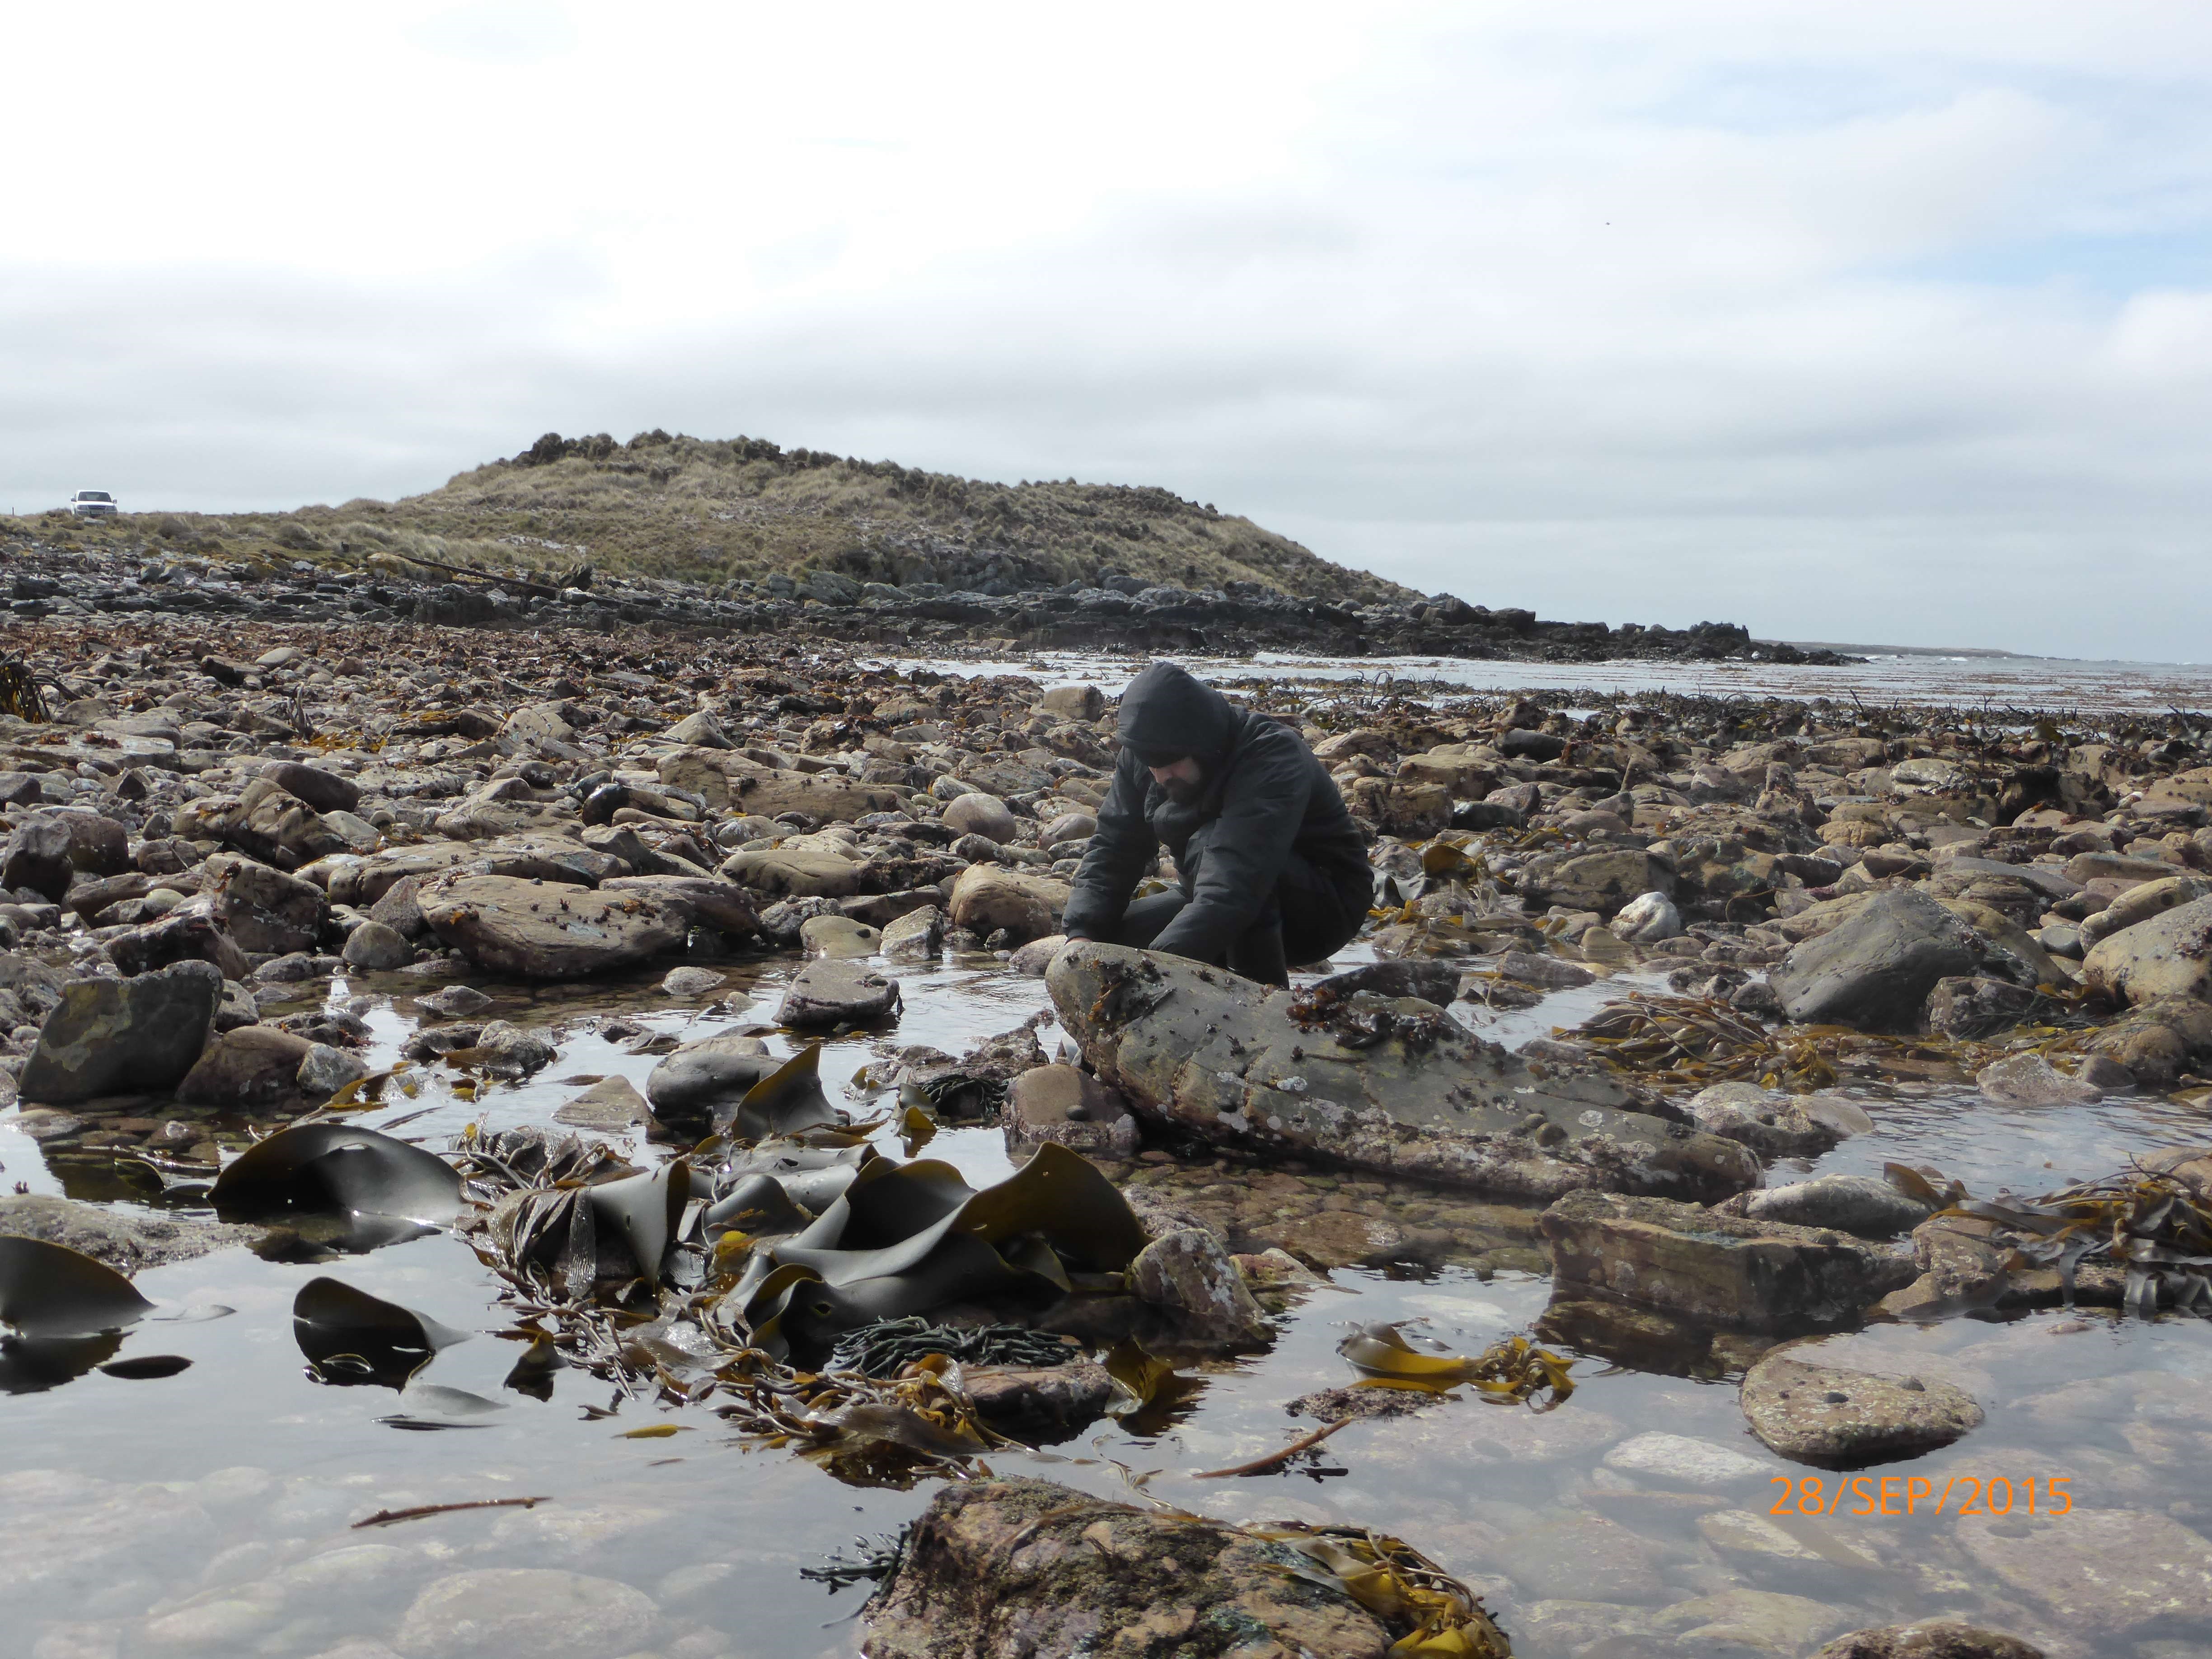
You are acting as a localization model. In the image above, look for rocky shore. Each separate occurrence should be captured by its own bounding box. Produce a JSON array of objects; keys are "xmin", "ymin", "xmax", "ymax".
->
[{"xmin": 5, "ymin": 562, "xmax": 2212, "ymax": 1659}]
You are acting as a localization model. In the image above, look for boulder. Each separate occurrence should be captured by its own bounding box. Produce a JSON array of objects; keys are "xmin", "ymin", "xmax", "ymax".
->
[
  {"xmin": 1687, "ymin": 1081, "xmax": 1848, "ymax": 1157},
  {"xmin": 0, "ymin": 1192, "xmax": 257, "ymax": 1270},
  {"xmin": 1768, "ymin": 889, "xmax": 1983, "ymax": 1030},
  {"xmin": 1344, "ymin": 776, "xmax": 1453, "ymax": 836},
  {"xmin": 948, "ymin": 865, "xmax": 1071, "ymax": 945},
  {"xmin": 175, "ymin": 778, "xmax": 344, "ymax": 869},
  {"xmin": 1740, "ymin": 1352, "xmax": 1982, "ymax": 1466},
  {"xmin": 418, "ymin": 873, "xmax": 687, "ymax": 979},
  {"xmin": 0, "ymin": 818, "xmax": 74, "ymax": 900},
  {"xmin": 394, "ymin": 1567, "xmax": 661, "ymax": 1659},
  {"xmin": 2078, "ymin": 872, "xmax": 2212, "ymax": 949},
  {"xmin": 597, "ymin": 873, "xmax": 760, "ymax": 937},
  {"xmin": 1004, "ymin": 1064, "xmax": 1140, "ymax": 1159},
  {"xmin": 297, "ymin": 1042, "xmax": 370, "ymax": 1098},
  {"xmin": 861, "ymin": 1477, "xmax": 1464, "ymax": 1659},
  {"xmin": 176, "ymin": 1024, "xmax": 316, "ymax": 1107},
  {"xmin": 2086, "ymin": 995, "xmax": 2212, "ymax": 1085},
  {"xmin": 724, "ymin": 771, "xmax": 905, "ymax": 823},
  {"xmin": 1522, "ymin": 848, "xmax": 1672, "ymax": 919},
  {"xmin": 258, "ymin": 760, "xmax": 361, "ymax": 816},
  {"xmin": 18, "ymin": 960, "xmax": 224, "ymax": 1104},
  {"xmin": 800, "ymin": 914, "xmax": 880, "ymax": 957},
  {"xmin": 28, "ymin": 809, "xmax": 130, "ymax": 878},
  {"xmin": 1924, "ymin": 976, "xmax": 2066, "ymax": 1039},
  {"xmin": 881, "ymin": 905, "xmax": 946, "ymax": 961},
  {"xmin": 1036, "ymin": 683, "xmax": 1105, "ymax": 722},
  {"xmin": 1955, "ymin": 1507, "xmax": 2212, "ymax": 1639},
  {"xmin": 2083, "ymin": 895, "xmax": 2212, "ymax": 1005},
  {"xmin": 341, "ymin": 919, "xmax": 414, "ymax": 970},
  {"xmin": 1873, "ymin": 1212, "xmax": 2011, "ymax": 1319},
  {"xmin": 1974, "ymin": 1052, "xmax": 2101, "ymax": 1106},
  {"xmin": 779, "ymin": 959, "xmax": 900, "ymax": 1027},
  {"xmin": 214, "ymin": 858, "xmax": 329, "ymax": 955},
  {"xmin": 1539, "ymin": 1189, "xmax": 1917, "ymax": 1332},
  {"xmin": 107, "ymin": 911, "xmax": 251, "ymax": 981},
  {"xmin": 942, "ymin": 791, "xmax": 1018, "ymax": 843},
  {"xmin": 553, "ymin": 1075, "xmax": 654, "ymax": 1133},
  {"xmin": 1129, "ymin": 1228, "xmax": 1268, "ymax": 1342},
  {"xmin": 1610, "ymin": 890, "xmax": 1683, "ymax": 942},
  {"xmin": 661, "ymin": 965, "xmax": 725, "ymax": 997},
  {"xmin": 1049, "ymin": 942, "xmax": 1757, "ymax": 1202},
  {"xmin": 1810, "ymin": 1622, "xmax": 2046, "ymax": 1659},
  {"xmin": 720, "ymin": 847, "xmax": 867, "ymax": 898}
]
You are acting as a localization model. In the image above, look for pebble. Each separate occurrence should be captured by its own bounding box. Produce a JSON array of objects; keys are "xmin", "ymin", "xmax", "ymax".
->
[{"xmin": 1603, "ymin": 1431, "xmax": 1772, "ymax": 1489}]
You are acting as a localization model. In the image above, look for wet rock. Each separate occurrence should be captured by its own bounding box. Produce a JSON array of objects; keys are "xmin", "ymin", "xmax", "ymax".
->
[
  {"xmin": 1955, "ymin": 1507, "xmax": 2212, "ymax": 1638},
  {"xmin": 0, "ymin": 1193, "xmax": 257, "ymax": 1270},
  {"xmin": 1004, "ymin": 1064, "xmax": 1139, "ymax": 1158},
  {"xmin": 416, "ymin": 984, "xmax": 492, "ymax": 1018},
  {"xmin": 176, "ymin": 1023, "xmax": 316, "ymax": 1106},
  {"xmin": 963, "ymin": 1361, "xmax": 1115, "ymax": 1435},
  {"xmin": 861, "ymin": 1476, "xmax": 1422, "ymax": 1659},
  {"xmin": 258, "ymin": 760, "xmax": 361, "ymax": 817},
  {"xmin": 1876, "ymin": 1212, "xmax": 2010, "ymax": 1318},
  {"xmin": 1768, "ymin": 890, "xmax": 1982, "ymax": 1030},
  {"xmin": 1650, "ymin": 1588, "xmax": 1852, "ymax": 1654},
  {"xmin": 1717, "ymin": 1174, "xmax": 1932, "ymax": 1239},
  {"xmin": 473, "ymin": 1020, "xmax": 556, "ymax": 1076},
  {"xmin": 106, "ymin": 911, "xmax": 251, "ymax": 981},
  {"xmin": 340, "ymin": 920, "xmax": 413, "ymax": 970},
  {"xmin": 1740, "ymin": 1352, "xmax": 1982, "ymax": 1466},
  {"xmin": 1925, "ymin": 975, "xmax": 2067, "ymax": 1039},
  {"xmin": 19, "ymin": 960, "xmax": 223, "ymax": 1104},
  {"xmin": 1540, "ymin": 1189, "xmax": 1917, "ymax": 1332},
  {"xmin": 720, "ymin": 845, "xmax": 867, "ymax": 898},
  {"xmin": 1492, "ymin": 1512, "xmax": 1671, "ymax": 1603},
  {"xmin": 297, "ymin": 1042, "xmax": 370, "ymax": 1098},
  {"xmin": 2082, "ymin": 894, "xmax": 2212, "ymax": 1005},
  {"xmin": 942, "ymin": 791, "xmax": 1018, "ymax": 843},
  {"xmin": 1129, "ymin": 1228, "xmax": 1268, "ymax": 1341},
  {"xmin": 392, "ymin": 1567, "xmax": 661, "ymax": 1659},
  {"xmin": 645, "ymin": 1031, "xmax": 775, "ymax": 1122},
  {"xmin": 1687, "ymin": 1080, "xmax": 1848, "ymax": 1157},
  {"xmin": 1810, "ymin": 1620, "xmax": 2047, "ymax": 1659},
  {"xmin": 419, "ymin": 872, "xmax": 687, "ymax": 978},
  {"xmin": 948, "ymin": 865, "xmax": 1070, "ymax": 945},
  {"xmin": 1050, "ymin": 942, "xmax": 1757, "ymax": 1202},
  {"xmin": 2077, "ymin": 871, "xmax": 2212, "ymax": 950},
  {"xmin": 597, "ymin": 873, "xmax": 760, "ymax": 937},
  {"xmin": 1269, "ymin": 1210, "xmax": 1407, "ymax": 1270},
  {"xmin": 176, "ymin": 778, "xmax": 345, "ymax": 869},
  {"xmin": 800, "ymin": 913, "xmax": 880, "ymax": 957},
  {"xmin": 1006, "ymin": 930, "xmax": 1066, "ymax": 974},
  {"xmin": 779, "ymin": 959, "xmax": 900, "ymax": 1027},
  {"xmin": 1603, "ymin": 1430, "xmax": 1771, "ymax": 1488}
]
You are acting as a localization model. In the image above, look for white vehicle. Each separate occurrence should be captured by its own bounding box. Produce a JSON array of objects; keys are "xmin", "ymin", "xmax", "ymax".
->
[{"xmin": 66, "ymin": 490, "xmax": 118, "ymax": 518}]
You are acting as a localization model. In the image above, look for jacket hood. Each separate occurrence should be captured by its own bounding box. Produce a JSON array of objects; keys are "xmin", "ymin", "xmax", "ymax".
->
[{"xmin": 1117, "ymin": 662, "xmax": 1233, "ymax": 764}]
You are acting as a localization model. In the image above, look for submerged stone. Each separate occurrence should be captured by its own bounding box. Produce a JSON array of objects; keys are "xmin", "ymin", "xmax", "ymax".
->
[
  {"xmin": 1049, "ymin": 942, "xmax": 1757, "ymax": 1202},
  {"xmin": 1740, "ymin": 1352, "xmax": 1982, "ymax": 1467}
]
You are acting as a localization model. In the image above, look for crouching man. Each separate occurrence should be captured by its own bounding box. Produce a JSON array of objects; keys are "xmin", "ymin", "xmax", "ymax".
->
[{"xmin": 1060, "ymin": 661, "xmax": 1373, "ymax": 986}]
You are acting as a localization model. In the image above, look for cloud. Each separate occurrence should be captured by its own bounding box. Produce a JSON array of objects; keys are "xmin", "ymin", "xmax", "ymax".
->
[
  {"xmin": 405, "ymin": 1, "xmax": 576, "ymax": 66},
  {"xmin": 3, "ymin": 2, "xmax": 2212, "ymax": 659}
]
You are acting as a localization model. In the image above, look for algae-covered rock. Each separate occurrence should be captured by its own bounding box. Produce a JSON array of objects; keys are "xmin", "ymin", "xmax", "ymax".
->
[{"xmin": 1048, "ymin": 942, "xmax": 1757, "ymax": 1202}]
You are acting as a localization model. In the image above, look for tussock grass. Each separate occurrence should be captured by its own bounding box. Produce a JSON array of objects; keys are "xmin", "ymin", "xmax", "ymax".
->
[{"xmin": 4, "ymin": 430, "xmax": 1416, "ymax": 603}]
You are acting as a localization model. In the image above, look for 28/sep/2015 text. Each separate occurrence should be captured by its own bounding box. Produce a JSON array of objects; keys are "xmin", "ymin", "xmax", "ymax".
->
[{"xmin": 1770, "ymin": 1475, "xmax": 2070, "ymax": 1518}]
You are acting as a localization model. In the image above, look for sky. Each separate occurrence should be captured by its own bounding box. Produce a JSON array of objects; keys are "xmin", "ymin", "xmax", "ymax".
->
[{"xmin": 5, "ymin": 2, "xmax": 2210, "ymax": 661}]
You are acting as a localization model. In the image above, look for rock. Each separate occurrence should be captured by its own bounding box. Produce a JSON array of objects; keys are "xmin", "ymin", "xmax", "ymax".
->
[
  {"xmin": 1040, "ymin": 811, "xmax": 1096, "ymax": 844},
  {"xmin": 942, "ymin": 791, "xmax": 1018, "ymax": 843},
  {"xmin": 417, "ymin": 985, "xmax": 492, "ymax": 1018},
  {"xmin": 881, "ymin": 905, "xmax": 946, "ymax": 961},
  {"xmin": 1610, "ymin": 890, "xmax": 1683, "ymax": 942},
  {"xmin": 2082, "ymin": 895, "xmax": 2212, "ymax": 1005},
  {"xmin": 1050, "ymin": 942, "xmax": 1757, "ymax": 1202},
  {"xmin": 1877, "ymin": 1212, "xmax": 2011, "ymax": 1319},
  {"xmin": 862, "ymin": 1476, "xmax": 1448, "ymax": 1659},
  {"xmin": 214, "ymin": 858, "xmax": 329, "ymax": 954},
  {"xmin": 553, "ymin": 1075, "xmax": 653, "ymax": 1133},
  {"xmin": 1740, "ymin": 1352, "xmax": 1982, "ymax": 1466},
  {"xmin": 800, "ymin": 913, "xmax": 880, "ymax": 957},
  {"xmin": 340, "ymin": 920, "xmax": 414, "ymax": 970},
  {"xmin": 2088, "ymin": 994, "xmax": 2212, "ymax": 1085},
  {"xmin": 1004, "ymin": 1064, "xmax": 1140, "ymax": 1159},
  {"xmin": 2077, "ymin": 872, "xmax": 2212, "ymax": 949},
  {"xmin": 472, "ymin": 1020, "xmax": 556, "ymax": 1076},
  {"xmin": 1650, "ymin": 1588, "xmax": 1853, "ymax": 1654},
  {"xmin": 1006, "ymin": 933, "xmax": 1068, "ymax": 975},
  {"xmin": 0, "ymin": 818, "xmax": 74, "ymax": 900},
  {"xmin": 0, "ymin": 1193, "xmax": 257, "ymax": 1270},
  {"xmin": 18, "ymin": 961, "xmax": 223, "ymax": 1104},
  {"xmin": 1521, "ymin": 848, "xmax": 1672, "ymax": 918},
  {"xmin": 778, "ymin": 959, "xmax": 900, "ymax": 1027},
  {"xmin": 720, "ymin": 846, "xmax": 867, "ymax": 898},
  {"xmin": 1717, "ymin": 1174, "xmax": 1932, "ymax": 1239},
  {"xmin": 1810, "ymin": 1620, "xmax": 2048, "ymax": 1659},
  {"xmin": 258, "ymin": 760, "xmax": 361, "ymax": 816},
  {"xmin": 1603, "ymin": 1430, "xmax": 1771, "ymax": 1488},
  {"xmin": 298, "ymin": 1042, "xmax": 371, "ymax": 1098},
  {"xmin": 1037, "ymin": 683, "xmax": 1105, "ymax": 721},
  {"xmin": 663, "ymin": 708, "xmax": 732, "ymax": 748},
  {"xmin": 1955, "ymin": 1507, "xmax": 2212, "ymax": 1637},
  {"xmin": 392, "ymin": 1567, "xmax": 661, "ymax": 1659},
  {"xmin": 962, "ymin": 1361, "xmax": 1115, "ymax": 1435},
  {"xmin": 1769, "ymin": 889, "xmax": 1985, "ymax": 1030},
  {"xmin": 947, "ymin": 865, "xmax": 1071, "ymax": 945},
  {"xmin": 177, "ymin": 778, "xmax": 344, "ymax": 868},
  {"xmin": 597, "ymin": 873, "xmax": 760, "ymax": 937},
  {"xmin": 1539, "ymin": 1189, "xmax": 1917, "ymax": 1331},
  {"xmin": 1490, "ymin": 1513, "xmax": 1670, "ymax": 1603},
  {"xmin": 644, "ymin": 1031, "xmax": 776, "ymax": 1122},
  {"xmin": 1687, "ymin": 1080, "xmax": 1848, "ymax": 1157},
  {"xmin": 1974, "ymin": 1052, "xmax": 2100, "ymax": 1106},
  {"xmin": 418, "ymin": 873, "xmax": 687, "ymax": 978},
  {"xmin": 176, "ymin": 1024, "xmax": 315, "ymax": 1106},
  {"xmin": 722, "ymin": 770, "xmax": 904, "ymax": 823},
  {"xmin": 1271, "ymin": 1210, "xmax": 1406, "ymax": 1270},
  {"xmin": 659, "ymin": 965, "xmax": 725, "ymax": 997}
]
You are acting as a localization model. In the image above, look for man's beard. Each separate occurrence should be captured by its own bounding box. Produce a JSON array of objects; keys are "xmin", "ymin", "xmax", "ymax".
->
[{"xmin": 1158, "ymin": 773, "xmax": 1205, "ymax": 806}]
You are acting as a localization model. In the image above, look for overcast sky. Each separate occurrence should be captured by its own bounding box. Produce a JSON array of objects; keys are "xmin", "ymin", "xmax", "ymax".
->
[{"xmin": 6, "ymin": 4, "xmax": 2209, "ymax": 660}]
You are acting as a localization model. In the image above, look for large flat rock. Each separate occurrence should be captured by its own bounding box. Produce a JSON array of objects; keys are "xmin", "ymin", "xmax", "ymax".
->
[
  {"xmin": 418, "ymin": 872, "xmax": 687, "ymax": 979},
  {"xmin": 1048, "ymin": 942, "xmax": 1757, "ymax": 1202}
]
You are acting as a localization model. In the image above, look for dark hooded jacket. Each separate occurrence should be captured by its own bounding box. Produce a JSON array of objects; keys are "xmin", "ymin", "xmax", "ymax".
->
[{"xmin": 1062, "ymin": 663, "xmax": 1372, "ymax": 962}]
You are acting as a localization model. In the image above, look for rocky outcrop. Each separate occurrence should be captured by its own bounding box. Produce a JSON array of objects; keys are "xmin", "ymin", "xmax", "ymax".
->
[{"xmin": 1049, "ymin": 943, "xmax": 1758, "ymax": 1202}]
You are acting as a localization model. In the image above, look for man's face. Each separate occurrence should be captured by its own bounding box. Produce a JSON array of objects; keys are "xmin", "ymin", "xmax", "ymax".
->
[{"xmin": 1148, "ymin": 754, "xmax": 1205, "ymax": 805}]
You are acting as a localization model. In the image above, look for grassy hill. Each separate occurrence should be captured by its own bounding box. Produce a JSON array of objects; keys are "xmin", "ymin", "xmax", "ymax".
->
[{"xmin": 11, "ymin": 430, "xmax": 1418, "ymax": 605}]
